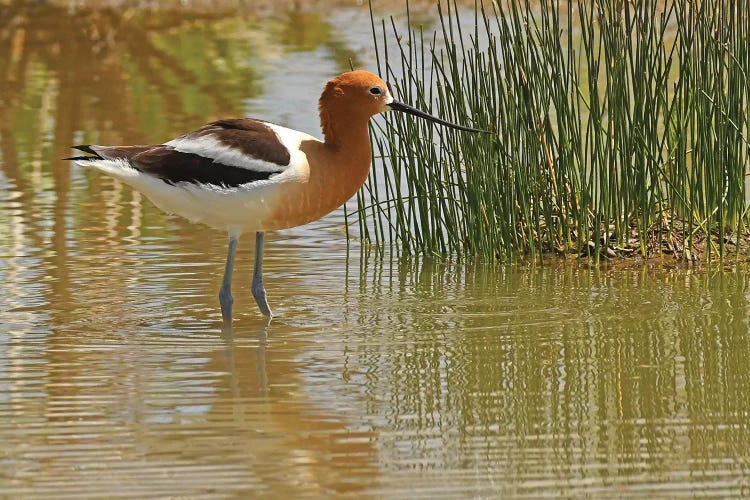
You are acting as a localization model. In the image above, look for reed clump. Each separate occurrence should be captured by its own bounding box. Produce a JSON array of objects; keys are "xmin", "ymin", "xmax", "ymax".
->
[{"xmin": 357, "ymin": 0, "xmax": 750, "ymax": 262}]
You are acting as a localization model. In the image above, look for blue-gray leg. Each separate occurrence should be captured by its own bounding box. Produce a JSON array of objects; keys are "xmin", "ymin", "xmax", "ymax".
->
[
  {"xmin": 219, "ymin": 235, "xmax": 238, "ymax": 322},
  {"xmin": 252, "ymin": 231, "xmax": 273, "ymax": 317}
]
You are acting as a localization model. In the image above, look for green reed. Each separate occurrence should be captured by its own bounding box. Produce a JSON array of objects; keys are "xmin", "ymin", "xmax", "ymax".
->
[{"xmin": 358, "ymin": 0, "xmax": 749, "ymax": 261}]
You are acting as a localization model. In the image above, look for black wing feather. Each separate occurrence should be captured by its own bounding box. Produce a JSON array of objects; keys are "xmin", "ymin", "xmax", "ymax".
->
[{"xmin": 131, "ymin": 146, "xmax": 275, "ymax": 187}]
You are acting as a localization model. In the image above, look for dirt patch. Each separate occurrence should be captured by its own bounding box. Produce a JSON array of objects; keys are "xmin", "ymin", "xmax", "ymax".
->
[{"xmin": 550, "ymin": 218, "xmax": 750, "ymax": 268}]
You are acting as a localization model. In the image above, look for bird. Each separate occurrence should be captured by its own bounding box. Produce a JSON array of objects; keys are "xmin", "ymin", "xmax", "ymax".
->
[{"xmin": 66, "ymin": 70, "xmax": 485, "ymax": 322}]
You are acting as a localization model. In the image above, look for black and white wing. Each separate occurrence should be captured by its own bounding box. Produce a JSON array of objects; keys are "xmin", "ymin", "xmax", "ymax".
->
[{"xmin": 68, "ymin": 118, "xmax": 313, "ymax": 188}]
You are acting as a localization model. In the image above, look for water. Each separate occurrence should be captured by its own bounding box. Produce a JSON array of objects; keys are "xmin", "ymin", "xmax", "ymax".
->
[{"xmin": 2, "ymin": 1, "xmax": 750, "ymax": 497}]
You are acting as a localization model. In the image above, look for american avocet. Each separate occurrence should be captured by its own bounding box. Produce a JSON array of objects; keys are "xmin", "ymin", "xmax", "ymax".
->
[{"xmin": 67, "ymin": 71, "xmax": 484, "ymax": 321}]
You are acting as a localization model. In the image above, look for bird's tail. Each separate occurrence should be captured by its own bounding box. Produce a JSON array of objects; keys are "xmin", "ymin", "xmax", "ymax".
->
[{"xmin": 63, "ymin": 145, "xmax": 104, "ymax": 162}]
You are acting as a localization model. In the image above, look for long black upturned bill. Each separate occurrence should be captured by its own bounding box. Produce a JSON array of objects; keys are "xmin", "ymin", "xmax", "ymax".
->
[{"xmin": 387, "ymin": 100, "xmax": 489, "ymax": 134}]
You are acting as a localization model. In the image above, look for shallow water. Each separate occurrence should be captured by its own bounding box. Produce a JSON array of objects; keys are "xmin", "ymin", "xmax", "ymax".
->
[{"xmin": 2, "ymin": 1, "xmax": 750, "ymax": 497}]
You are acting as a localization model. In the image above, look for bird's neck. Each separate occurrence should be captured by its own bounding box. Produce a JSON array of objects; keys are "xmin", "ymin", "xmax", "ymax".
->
[
  {"xmin": 321, "ymin": 118, "xmax": 372, "ymax": 178},
  {"xmin": 296, "ymin": 117, "xmax": 372, "ymax": 214},
  {"xmin": 264, "ymin": 117, "xmax": 372, "ymax": 230},
  {"xmin": 322, "ymin": 110, "xmax": 369, "ymax": 147}
]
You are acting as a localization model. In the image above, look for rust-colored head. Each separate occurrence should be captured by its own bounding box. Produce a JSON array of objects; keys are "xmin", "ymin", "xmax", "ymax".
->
[
  {"xmin": 320, "ymin": 71, "xmax": 392, "ymax": 114},
  {"xmin": 318, "ymin": 71, "xmax": 393, "ymax": 143}
]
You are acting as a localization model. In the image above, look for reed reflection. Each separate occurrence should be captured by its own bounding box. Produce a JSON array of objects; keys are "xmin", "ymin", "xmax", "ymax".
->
[{"xmin": 348, "ymin": 256, "xmax": 750, "ymax": 484}]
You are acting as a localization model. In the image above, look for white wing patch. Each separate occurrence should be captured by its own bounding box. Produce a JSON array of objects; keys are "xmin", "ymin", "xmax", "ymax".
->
[
  {"xmin": 263, "ymin": 123, "xmax": 319, "ymax": 180},
  {"xmin": 164, "ymin": 134, "xmax": 287, "ymax": 173}
]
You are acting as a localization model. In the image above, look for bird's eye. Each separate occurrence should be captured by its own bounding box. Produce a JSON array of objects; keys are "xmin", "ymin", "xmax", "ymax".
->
[{"xmin": 369, "ymin": 86, "xmax": 383, "ymax": 96}]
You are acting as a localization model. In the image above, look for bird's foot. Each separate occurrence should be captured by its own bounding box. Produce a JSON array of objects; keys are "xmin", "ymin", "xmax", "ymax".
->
[
  {"xmin": 219, "ymin": 286, "xmax": 234, "ymax": 322},
  {"xmin": 252, "ymin": 282, "xmax": 273, "ymax": 317}
]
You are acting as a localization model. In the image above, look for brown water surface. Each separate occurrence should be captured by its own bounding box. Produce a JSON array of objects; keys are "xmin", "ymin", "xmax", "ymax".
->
[{"xmin": 1, "ymin": 1, "xmax": 750, "ymax": 497}]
